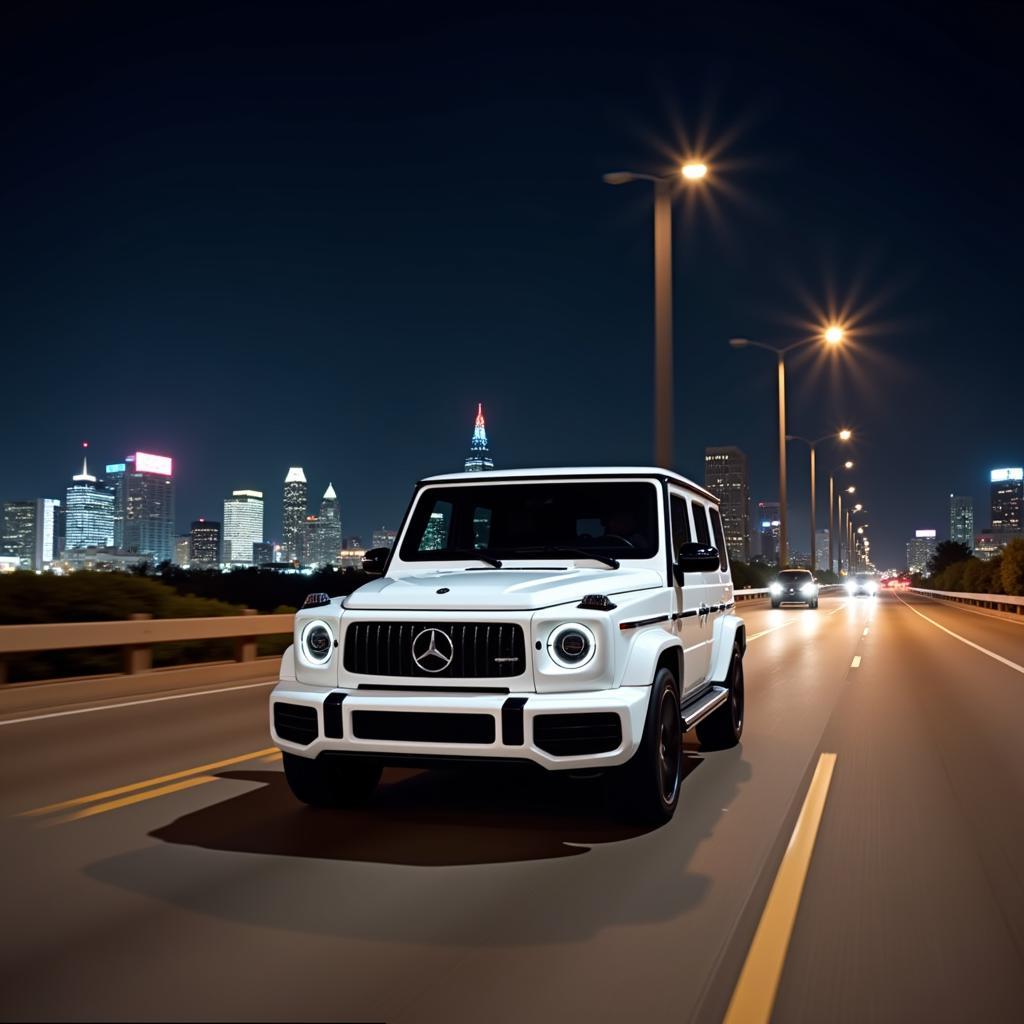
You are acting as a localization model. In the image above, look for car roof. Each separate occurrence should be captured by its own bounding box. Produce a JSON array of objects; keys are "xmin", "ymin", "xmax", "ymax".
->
[{"xmin": 417, "ymin": 466, "xmax": 720, "ymax": 504}]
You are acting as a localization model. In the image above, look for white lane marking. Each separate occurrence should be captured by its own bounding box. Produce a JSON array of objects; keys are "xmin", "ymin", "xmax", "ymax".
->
[
  {"xmin": 894, "ymin": 593, "xmax": 1024, "ymax": 676},
  {"xmin": 913, "ymin": 592, "xmax": 1024, "ymax": 627},
  {"xmin": 851, "ymin": 656, "xmax": 862, "ymax": 668},
  {"xmin": 828, "ymin": 603, "xmax": 846, "ymax": 615},
  {"xmin": 0, "ymin": 680, "xmax": 278, "ymax": 727},
  {"xmin": 747, "ymin": 620, "xmax": 802, "ymax": 642}
]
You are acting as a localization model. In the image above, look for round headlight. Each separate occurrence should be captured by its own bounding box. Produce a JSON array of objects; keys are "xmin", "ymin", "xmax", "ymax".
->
[
  {"xmin": 548, "ymin": 623, "xmax": 596, "ymax": 669},
  {"xmin": 302, "ymin": 620, "xmax": 334, "ymax": 663},
  {"xmin": 769, "ymin": 582, "xmax": 783, "ymax": 595},
  {"xmin": 845, "ymin": 581, "xmax": 857, "ymax": 594},
  {"xmin": 800, "ymin": 582, "xmax": 816, "ymax": 595}
]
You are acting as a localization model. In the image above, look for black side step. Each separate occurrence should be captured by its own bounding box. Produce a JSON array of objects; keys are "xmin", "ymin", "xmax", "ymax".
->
[{"xmin": 680, "ymin": 686, "xmax": 728, "ymax": 732}]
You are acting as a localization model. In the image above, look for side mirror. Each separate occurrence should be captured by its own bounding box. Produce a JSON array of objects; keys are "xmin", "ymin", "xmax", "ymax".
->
[
  {"xmin": 673, "ymin": 542, "xmax": 720, "ymax": 583},
  {"xmin": 361, "ymin": 547, "xmax": 390, "ymax": 576}
]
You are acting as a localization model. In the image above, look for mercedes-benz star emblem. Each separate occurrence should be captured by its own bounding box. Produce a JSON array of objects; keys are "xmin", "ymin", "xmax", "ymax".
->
[{"xmin": 411, "ymin": 628, "xmax": 455, "ymax": 673}]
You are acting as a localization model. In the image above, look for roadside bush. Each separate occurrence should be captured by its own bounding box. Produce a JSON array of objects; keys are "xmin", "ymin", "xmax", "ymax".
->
[{"xmin": 1001, "ymin": 538, "xmax": 1024, "ymax": 596}]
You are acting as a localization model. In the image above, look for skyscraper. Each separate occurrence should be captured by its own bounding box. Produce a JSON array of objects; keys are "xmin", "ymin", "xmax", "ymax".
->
[
  {"xmin": 122, "ymin": 452, "xmax": 175, "ymax": 564},
  {"xmin": 310, "ymin": 483, "xmax": 342, "ymax": 566},
  {"xmin": 372, "ymin": 526, "xmax": 397, "ymax": 549},
  {"xmin": 1, "ymin": 501, "xmax": 36, "ymax": 568},
  {"xmin": 282, "ymin": 467, "xmax": 308, "ymax": 562},
  {"xmin": 189, "ymin": 519, "xmax": 222, "ymax": 566},
  {"xmin": 104, "ymin": 462, "xmax": 127, "ymax": 548},
  {"xmin": 757, "ymin": 501, "xmax": 780, "ymax": 563},
  {"xmin": 223, "ymin": 489, "xmax": 264, "ymax": 565},
  {"xmin": 704, "ymin": 447, "xmax": 750, "ymax": 562},
  {"xmin": 907, "ymin": 529, "xmax": 937, "ymax": 574},
  {"xmin": 949, "ymin": 494, "xmax": 974, "ymax": 550},
  {"xmin": 990, "ymin": 468, "xmax": 1023, "ymax": 531},
  {"xmin": 815, "ymin": 529, "xmax": 830, "ymax": 573},
  {"xmin": 464, "ymin": 403, "xmax": 495, "ymax": 472},
  {"xmin": 65, "ymin": 450, "xmax": 115, "ymax": 550}
]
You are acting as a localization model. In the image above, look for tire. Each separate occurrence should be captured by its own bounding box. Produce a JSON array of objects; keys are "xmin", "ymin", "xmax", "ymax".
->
[
  {"xmin": 283, "ymin": 752, "xmax": 382, "ymax": 808},
  {"xmin": 771, "ymin": 599, "xmax": 780, "ymax": 609},
  {"xmin": 812, "ymin": 599, "xmax": 819, "ymax": 609},
  {"xmin": 619, "ymin": 666, "xmax": 682, "ymax": 825},
  {"xmin": 696, "ymin": 641, "xmax": 744, "ymax": 750}
]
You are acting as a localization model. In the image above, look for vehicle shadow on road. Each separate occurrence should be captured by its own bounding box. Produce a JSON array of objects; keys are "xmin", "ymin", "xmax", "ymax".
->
[
  {"xmin": 149, "ymin": 753, "xmax": 707, "ymax": 867},
  {"xmin": 84, "ymin": 746, "xmax": 752, "ymax": 945}
]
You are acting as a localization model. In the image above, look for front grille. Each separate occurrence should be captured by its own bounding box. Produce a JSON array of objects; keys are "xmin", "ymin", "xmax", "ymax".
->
[
  {"xmin": 351, "ymin": 711, "xmax": 496, "ymax": 744},
  {"xmin": 343, "ymin": 622, "xmax": 526, "ymax": 679},
  {"xmin": 273, "ymin": 702, "xmax": 318, "ymax": 745},
  {"xmin": 533, "ymin": 712, "xmax": 622, "ymax": 756}
]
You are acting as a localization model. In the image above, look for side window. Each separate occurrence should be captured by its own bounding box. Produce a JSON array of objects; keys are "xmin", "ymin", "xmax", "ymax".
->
[
  {"xmin": 709, "ymin": 506, "xmax": 730, "ymax": 572},
  {"xmin": 670, "ymin": 494, "xmax": 692, "ymax": 559},
  {"xmin": 419, "ymin": 501, "xmax": 452, "ymax": 551},
  {"xmin": 692, "ymin": 501, "xmax": 712, "ymax": 547}
]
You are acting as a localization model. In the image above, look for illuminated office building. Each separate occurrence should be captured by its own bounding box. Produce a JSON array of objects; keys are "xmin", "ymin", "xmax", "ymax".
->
[
  {"xmin": 949, "ymin": 494, "xmax": 974, "ymax": 550},
  {"xmin": 372, "ymin": 526, "xmax": 397, "ymax": 549},
  {"xmin": 122, "ymin": 452, "xmax": 175, "ymax": 564},
  {"xmin": 704, "ymin": 447, "xmax": 750, "ymax": 562},
  {"xmin": 313, "ymin": 483, "xmax": 342, "ymax": 565},
  {"xmin": 907, "ymin": 529, "xmax": 937, "ymax": 574},
  {"xmin": 991, "ymin": 468, "xmax": 1023, "ymax": 531},
  {"xmin": 223, "ymin": 489, "xmax": 264, "ymax": 565},
  {"xmin": 65, "ymin": 451, "xmax": 114, "ymax": 550},
  {"xmin": 282, "ymin": 467, "xmax": 308, "ymax": 562},
  {"xmin": 189, "ymin": 519, "xmax": 222, "ymax": 566}
]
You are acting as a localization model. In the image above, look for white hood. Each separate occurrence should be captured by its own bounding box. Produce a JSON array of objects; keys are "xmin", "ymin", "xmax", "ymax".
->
[{"xmin": 344, "ymin": 566, "xmax": 663, "ymax": 612}]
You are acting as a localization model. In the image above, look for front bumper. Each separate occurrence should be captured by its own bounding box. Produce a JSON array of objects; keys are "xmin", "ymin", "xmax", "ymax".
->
[{"xmin": 270, "ymin": 682, "xmax": 652, "ymax": 771}]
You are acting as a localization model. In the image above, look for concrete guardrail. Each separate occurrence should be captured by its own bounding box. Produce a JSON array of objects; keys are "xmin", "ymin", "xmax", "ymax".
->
[
  {"xmin": 0, "ymin": 612, "xmax": 294, "ymax": 685},
  {"xmin": 909, "ymin": 588, "xmax": 1024, "ymax": 615}
]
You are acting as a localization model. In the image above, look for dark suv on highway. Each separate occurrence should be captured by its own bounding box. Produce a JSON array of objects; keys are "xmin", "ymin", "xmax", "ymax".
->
[{"xmin": 769, "ymin": 569, "xmax": 819, "ymax": 609}]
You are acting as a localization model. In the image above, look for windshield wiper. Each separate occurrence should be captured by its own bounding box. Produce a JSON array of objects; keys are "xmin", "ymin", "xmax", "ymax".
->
[
  {"xmin": 447, "ymin": 549, "xmax": 503, "ymax": 569},
  {"xmin": 505, "ymin": 545, "xmax": 620, "ymax": 569}
]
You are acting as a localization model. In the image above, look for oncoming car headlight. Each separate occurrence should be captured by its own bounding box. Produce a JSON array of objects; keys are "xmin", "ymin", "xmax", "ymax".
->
[
  {"xmin": 769, "ymin": 582, "xmax": 783, "ymax": 596},
  {"xmin": 845, "ymin": 581, "xmax": 857, "ymax": 595},
  {"xmin": 301, "ymin": 619, "xmax": 335, "ymax": 664},
  {"xmin": 547, "ymin": 623, "xmax": 597, "ymax": 669},
  {"xmin": 800, "ymin": 582, "xmax": 817, "ymax": 596},
  {"xmin": 867, "ymin": 581, "xmax": 878, "ymax": 595}
]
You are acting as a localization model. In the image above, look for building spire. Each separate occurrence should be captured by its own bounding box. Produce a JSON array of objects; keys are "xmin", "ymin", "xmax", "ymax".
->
[
  {"xmin": 73, "ymin": 441, "xmax": 96, "ymax": 483},
  {"xmin": 464, "ymin": 402, "xmax": 495, "ymax": 472}
]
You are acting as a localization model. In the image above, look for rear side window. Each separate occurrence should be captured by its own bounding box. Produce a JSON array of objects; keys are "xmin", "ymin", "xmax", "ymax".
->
[
  {"xmin": 709, "ymin": 507, "xmax": 729, "ymax": 572},
  {"xmin": 670, "ymin": 494, "xmax": 692, "ymax": 558},
  {"xmin": 692, "ymin": 501, "xmax": 712, "ymax": 547}
]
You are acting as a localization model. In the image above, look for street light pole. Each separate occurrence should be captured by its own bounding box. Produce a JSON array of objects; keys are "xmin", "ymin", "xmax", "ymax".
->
[
  {"xmin": 653, "ymin": 179, "xmax": 673, "ymax": 468},
  {"xmin": 605, "ymin": 162, "xmax": 708, "ymax": 468},
  {"xmin": 729, "ymin": 328, "xmax": 845, "ymax": 569},
  {"xmin": 776, "ymin": 352, "xmax": 788, "ymax": 568},
  {"xmin": 787, "ymin": 432, "xmax": 851, "ymax": 573}
]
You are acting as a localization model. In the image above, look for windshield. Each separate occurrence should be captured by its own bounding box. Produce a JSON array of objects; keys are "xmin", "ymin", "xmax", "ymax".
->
[
  {"xmin": 777, "ymin": 570, "xmax": 811, "ymax": 581},
  {"xmin": 398, "ymin": 481, "xmax": 660, "ymax": 562}
]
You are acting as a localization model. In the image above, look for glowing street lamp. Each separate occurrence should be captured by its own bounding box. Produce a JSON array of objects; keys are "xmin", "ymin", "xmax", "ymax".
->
[
  {"xmin": 824, "ymin": 325, "xmax": 845, "ymax": 345},
  {"xmin": 728, "ymin": 328, "xmax": 846, "ymax": 567},
  {"xmin": 604, "ymin": 162, "xmax": 710, "ymax": 468}
]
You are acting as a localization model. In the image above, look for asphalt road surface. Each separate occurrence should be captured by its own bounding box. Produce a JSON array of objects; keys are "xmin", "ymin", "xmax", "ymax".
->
[{"xmin": 2, "ymin": 591, "xmax": 1024, "ymax": 1022}]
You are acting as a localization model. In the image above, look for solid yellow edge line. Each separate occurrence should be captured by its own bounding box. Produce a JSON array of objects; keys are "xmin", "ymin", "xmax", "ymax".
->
[
  {"xmin": 723, "ymin": 752, "xmax": 838, "ymax": 1024},
  {"xmin": 21, "ymin": 746, "xmax": 278, "ymax": 817},
  {"xmin": 52, "ymin": 775, "xmax": 218, "ymax": 824}
]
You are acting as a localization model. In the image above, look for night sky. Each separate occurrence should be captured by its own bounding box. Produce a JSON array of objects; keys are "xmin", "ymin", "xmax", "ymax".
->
[{"xmin": 2, "ymin": 2, "xmax": 1022, "ymax": 567}]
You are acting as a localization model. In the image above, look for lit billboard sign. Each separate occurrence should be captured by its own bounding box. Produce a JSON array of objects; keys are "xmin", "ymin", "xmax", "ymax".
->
[
  {"xmin": 991, "ymin": 468, "xmax": 1023, "ymax": 482},
  {"xmin": 915, "ymin": 529, "xmax": 936, "ymax": 538},
  {"xmin": 134, "ymin": 452, "xmax": 173, "ymax": 476},
  {"xmin": 105, "ymin": 463, "xmax": 126, "ymax": 474}
]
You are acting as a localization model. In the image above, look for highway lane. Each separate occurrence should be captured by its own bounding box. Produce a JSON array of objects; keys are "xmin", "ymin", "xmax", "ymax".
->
[{"xmin": 1, "ymin": 592, "xmax": 1018, "ymax": 1021}]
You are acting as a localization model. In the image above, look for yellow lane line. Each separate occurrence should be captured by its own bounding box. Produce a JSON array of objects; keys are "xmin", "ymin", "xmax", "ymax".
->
[
  {"xmin": 21, "ymin": 746, "xmax": 277, "ymax": 817},
  {"xmin": 53, "ymin": 776, "xmax": 217, "ymax": 824},
  {"xmin": 723, "ymin": 752, "xmax": 838, "ymax": 1024},
  {"xmin": 260, "ymin": 751, "xmax": 282, "ymax": 763},
  {"xmin": 851, "ymin": 655, "xmax": 862, "ymax": 668}
]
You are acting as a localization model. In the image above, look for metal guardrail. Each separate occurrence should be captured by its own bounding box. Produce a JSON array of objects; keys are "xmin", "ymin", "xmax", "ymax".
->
[
  {"xmin": 910, "ymin": 588, "xmax": 1024, "ymax": 615},
  {"xmin": 0, "ymin": 612, "xmax": 294, "ymax": 684}
]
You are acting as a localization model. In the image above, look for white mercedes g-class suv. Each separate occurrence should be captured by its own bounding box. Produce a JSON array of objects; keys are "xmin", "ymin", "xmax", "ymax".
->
[{"xmin": 270, "ymin": 467, "xmax": 746, "ymax": 823}]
